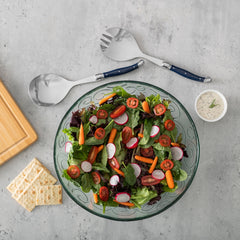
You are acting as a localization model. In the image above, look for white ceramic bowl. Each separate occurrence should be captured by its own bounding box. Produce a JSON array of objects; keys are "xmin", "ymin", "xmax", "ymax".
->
[{"xmin": 195, "ymin": 89, "xmax": 227, "ymax": 122}]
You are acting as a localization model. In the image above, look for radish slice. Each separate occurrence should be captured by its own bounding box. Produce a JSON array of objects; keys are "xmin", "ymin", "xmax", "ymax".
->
[
  {"xmin": 109, "ymin": 175, "xmax": 120, "ymax": 186},
  {"xmin": 171, "ymin": 146, "xmax": 184, "ymax": 160},
  {"xmin": 126, "ymin": 137, "xmax": 139, "ymax": 149},
  {"xmin": 130, "ymin": 163, "xmax": 141, "ymax": 178},
  {"xmin": 89, "ymin": 115, "xmax": 98, "ymax": 124},
  {"xmin": 114, "ymin": 112, "xmax": 129, "ymax": 125},
  {"xmin": 65, "ymin": 141, "xmax": 72, "ymax": 153},
  {"xmin": 152, "ymin": 169, "xmax": 165, "ymax": 180},
  {"xmin": 115, "ymin": 192, "xmax": 131, "ymax": 202},
  {"xmin": 81, "ymin": 161, "xmax": 92, "ymax": 172},
  {"xmin": 150, "ymin": 125, "xmax": 160, "ymax": 138},
  {"xmin": 106, "ymin": 143, "xmax": 116, "ymax": 159}
]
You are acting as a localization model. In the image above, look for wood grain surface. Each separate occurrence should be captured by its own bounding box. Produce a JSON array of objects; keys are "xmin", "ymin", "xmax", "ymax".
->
[{"xmin": 0, "ymin": 80, "xmax": 37, "ymax": 165}]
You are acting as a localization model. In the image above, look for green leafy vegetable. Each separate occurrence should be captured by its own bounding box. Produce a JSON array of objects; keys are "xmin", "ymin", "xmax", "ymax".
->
[
  {"xmin": 131, "ymin": 187, "xmax": 158, "ymax": 208},
  {"xmin": 68, "ymin": 142, "xmax": 91, "ymax": 165},
  {"xmin": 126, "ymin": 109, "xmax": 140, "ymax": 129},
  {"xmin": 122, "ymin": 164, "xmax": 136, "ymax": 186},
  {"xmin": 110, "ymin": 86, "xmax": 133, "ymax": 98},
  {"xmin": 100, "ymin": 146, "xmax": 108, "ymax": 167},
  {"xmin": 63, "ymin": 127, "xmax": 79, "ymax": 142},
  {"xmin": 92, "ymin": 163, "xmax": 110, "ymax": 173},
  {"xmin": 163, "ymin": 110, "xmax": 173, "ymax": 122},
  {"xmin": 209, "ymin": 99, "xmax": 218, "ymax": 108},
  {"xmin": 163, "ymin": 182, "xmax": 178, "ymax": 192},
  {"xmin": 62, "ymin": 169, "xmax": 81, "ymax": 187},
  {"xmin": 145, "ymin": 94, "xmax": 162, "ymax": 108},
  {"xmin": 81, "ymin": 173, "xmax": 94, "ymax": 193},
  {"xmin": 139, "ymin": 119, "xmax": 153, "ymax": 146}
]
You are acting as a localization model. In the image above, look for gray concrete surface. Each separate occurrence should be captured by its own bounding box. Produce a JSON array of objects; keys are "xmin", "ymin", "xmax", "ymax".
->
[{"xmin": 0, "ymin": 0, "xmax": 239, "ymax": 239}]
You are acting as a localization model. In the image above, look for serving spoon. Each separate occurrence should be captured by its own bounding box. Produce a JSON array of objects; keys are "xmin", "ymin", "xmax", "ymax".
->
[
  {"xmin": 29, "ymin": 60, "xmax": 144, "ymax": 106},
  {"xmin": 100, "ymin": 27, "xmax": 211, "ymax": 83}
]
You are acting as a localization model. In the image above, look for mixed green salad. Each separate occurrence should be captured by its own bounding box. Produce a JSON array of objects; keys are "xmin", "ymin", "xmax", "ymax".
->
[{"xmin": 62, "ymin": 86, "xmax": 188, "ymax": 212}]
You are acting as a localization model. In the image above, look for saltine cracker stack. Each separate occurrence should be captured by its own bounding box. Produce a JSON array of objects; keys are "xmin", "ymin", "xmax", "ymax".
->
[{"xmin": 7, "ymin": 158, "xmax": 62, "ymax": 212}]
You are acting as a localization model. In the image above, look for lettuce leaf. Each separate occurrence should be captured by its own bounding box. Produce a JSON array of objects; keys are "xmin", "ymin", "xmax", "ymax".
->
[
  {"xmin": 145, "ymin": 94, "xmax": 162, "ymax": 108},
  {"xmin": 109, "ymin": 86, "xmax": 133, "ymax": 98},
  {"xmin": 63, "ymin": 127, "xmax": 79, "ymax": 142},
  {"xmin": 131, "ymin": 187, "xmax": 158, "ymax": 208},
  {"xmin": 163, "ymin": 182, "xmax": 178, "ymax": 192}
]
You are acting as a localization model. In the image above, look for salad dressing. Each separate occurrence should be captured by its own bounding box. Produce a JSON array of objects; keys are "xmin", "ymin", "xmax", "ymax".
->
[{"xmin": 196, "ymin": 91, "xmax": 224, "ymax": 120}]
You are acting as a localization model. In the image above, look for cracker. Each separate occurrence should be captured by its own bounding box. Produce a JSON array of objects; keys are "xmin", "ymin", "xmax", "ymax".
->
[
  {"xmin": 7, "ymin": 158, "xmax": 49, "ymax": 194},
  {"xmin": 12, "ymin": 162, "xmax": 56, "ymax": 200},
  {"xmin": 16, "ymin": 168, "xmax": 57, "ymax": 212},
  {"xmin": 36, "ymin": 185, "xmax": 62, "ymax": 206}
]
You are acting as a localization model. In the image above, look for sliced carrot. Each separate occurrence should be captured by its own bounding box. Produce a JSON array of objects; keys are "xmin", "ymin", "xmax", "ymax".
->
[
  {"xmin": 148, "ymin": 156, "xmax": 158, "ymax": 174},
  {"xmin": 113, "ymin": 199, "xmax": 135, "ymax": 207},
  {"xmin": 135, "ymin": 155, "xmax": 154, "ymax": 164},
  {"xmin": 165, "ymin": 170, "xmax": 175, "ymax": 189},
  {"xmin": 99, "ymin": 93, "xmax": 116, "ymax": 105},
  {"xmin": 154, "ymin": 139, "xmax": 159, "ymax": 143},
  {"xmin": 108, "ymin": 128, "xmax": 117, "ymax": 143},
  {"xmin": 171, "ymin": 142, "xmax": 180, "ymax": 147},
  {"xmin": 138, "ymin": 133, "xmax": 144, "ymax": 138},
  {"xmin": 97, "ymin": 145, "xmax": 104, "ymax": 153},
  {"xmin": 93, "ymin": 193, "xmax": 98, "ymax": 204},
  {"xmin": 113, "ymin": 168, "xmax": 125, "ymax": 177},
  {"xmin": 78, "ymin": 123, "xmax": 84, "ymax": 145},
  {"xmin": 142, "ymin": 101, "xmax": 150, "ymax": 113}
]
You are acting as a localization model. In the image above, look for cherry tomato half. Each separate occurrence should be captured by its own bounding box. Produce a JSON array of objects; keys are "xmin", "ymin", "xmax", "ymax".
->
[
  {"xmin": 140, "ymin": 147, "xmax": 154, "ymax": 158},
  {"xmin": 108, "ymin": 157, "xmax": 120, "ymax": 170},
  {"xmin": 164, "ymin": 119, "xmax": 175, "ymax": 131},
  {"xmin": 141, "ymin": 175, "xmax": 161, "ymax": 186},
  {"xmin": 110, "ymin": 105, "xmax": 126, "ymax": 119},
  {"xmin": 159, "ymin": 135, "xmax": 171, "ymax": 147},
  {"xmin": 91, "ymin": 171, "xmax": 101, "ymax": 184},
  {"xmin": 96, "ymin": 109, "xmax": 108, "ymax": 119},
  {"xmin": 94, "ymin": 128, "xmax": 105, "ymax": 140},
  {"xmin": 87, "ymin": 146, "xmax": 98, "ymax": 164},
  {"xmin": 99, "ymin": 186, "xmax": 109, "ymax": 201},
  {"xmin": 127, "ymin": 97, "xmax": 139, "ymax": 109},
  {"xmin": 154, "ymin": 104, "xmax": 166, "ymax": 116},
  {"xmin": 122, "ymin": 126, "xmax": 133, "ymax": 144},
  {"xmin": 67, "ymin": 165, "xmax": 81, "ymax": 179},
  {"xmin": 160, "ymin": 159, "xmax": 174, "ymax": 171}
]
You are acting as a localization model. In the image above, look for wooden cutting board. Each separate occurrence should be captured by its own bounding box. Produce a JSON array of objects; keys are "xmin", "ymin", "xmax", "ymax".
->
[{"xmin": 0, "ymin": 80, "xmax": 37, "ymax": 165}]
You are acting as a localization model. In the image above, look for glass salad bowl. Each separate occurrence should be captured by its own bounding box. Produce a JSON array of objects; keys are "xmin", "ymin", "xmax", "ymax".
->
[{"xmin": 54, "ymin": 80, "xmax": 200, "ymax": 221}]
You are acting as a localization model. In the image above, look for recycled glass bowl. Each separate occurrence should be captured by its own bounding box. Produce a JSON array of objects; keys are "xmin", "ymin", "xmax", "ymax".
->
[{"xmin": 54, "ymin": 80, "xmax": 200, "ymax": 221}]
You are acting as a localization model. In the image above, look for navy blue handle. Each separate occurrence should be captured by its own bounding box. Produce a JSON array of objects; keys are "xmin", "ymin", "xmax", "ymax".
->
[
  {"xmin": 170, "ymin": 65, "xmax": 210, "ymax": 82},
  {"xmin": 103, "ymin": 60, "xmax": 143, "ymax": 78}
]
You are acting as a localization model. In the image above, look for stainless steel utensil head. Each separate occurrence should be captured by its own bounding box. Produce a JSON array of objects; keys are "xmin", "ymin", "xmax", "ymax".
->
[{"xmin": 100, "ymin": 27, "xmax": 142, "ymax": 61}]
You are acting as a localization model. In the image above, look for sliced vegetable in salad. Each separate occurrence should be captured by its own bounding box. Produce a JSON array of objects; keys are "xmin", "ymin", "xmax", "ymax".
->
[{"xmin": 62, "ymin": 86, "xmax": 188, "ymax": 212}]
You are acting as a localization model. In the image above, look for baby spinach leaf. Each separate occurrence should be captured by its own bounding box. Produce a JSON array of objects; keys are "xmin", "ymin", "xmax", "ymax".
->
[
  {"xmin": 81, "ymin": 173, "xmax": 94, "ymax": 193},
  {"xmin": 163, "ymin": 110, "xmax": 173, "ymax": 122},
  {"xmin": 92, "ymin": 163, "xmax": 110, "ymax": 173},
  {"xmin": 139, "ymin": 119, "xmax": 153, "ymax": 146},
  {"xmin": 126, "ymin": 109, "xmax": 140, "ymax": 129},
  {"xmin": 100, "ymin": 146, "xmax": 108, "ymax": 167},
  {"xmin": 122, "ymin": 164, "xmax": 136, "ymax": 186}
]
